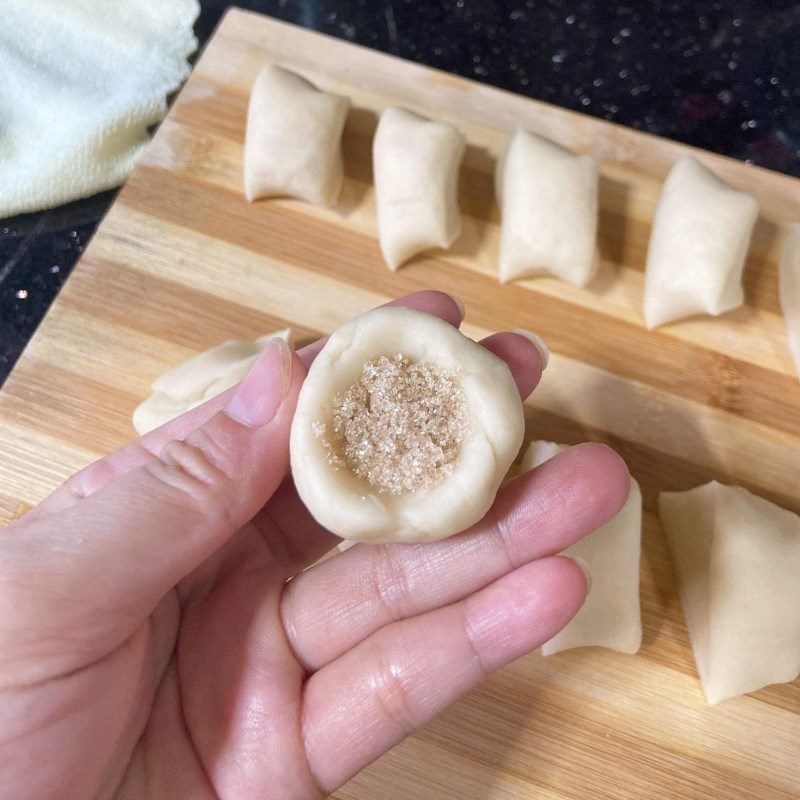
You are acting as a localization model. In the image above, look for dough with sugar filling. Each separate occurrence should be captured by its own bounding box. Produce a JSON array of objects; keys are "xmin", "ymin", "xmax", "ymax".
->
[
  {"xmin": 290, "ymin": 307, "xmax": 523, "ymax": 542},
  {"xmin": 373, "ymin": 106, "xmax": 466, "ymax": 270},
  {"xmin": 659, "ymin": 481, "xmax": 800, "ymax": 704},
  {"xmin": 244, "ymin": 64, "xmax": 350, "ymax": 206},
  {"xmin": 133, "ymin": 329, "xmax": 291, "ymax": 434},
  {"xmin": 521, "ymin": 440, "xmax": 642, "ymax": 655},
  {"xmin": 779, "ymin": 223, "xmax": 800, "ymax": 379},
  {"xmin": 496, "ymin": 127, "xmax": 598, "ymax": 287},
  {"xmin": 643, "ymin": 156, "xmax": 758, "ymax": 329}
]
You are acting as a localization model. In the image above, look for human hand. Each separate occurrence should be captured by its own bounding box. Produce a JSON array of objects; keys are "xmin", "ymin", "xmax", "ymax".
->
[{"xmin": 0, "ymin": 292, "xmax": 630, "ymax": 800}]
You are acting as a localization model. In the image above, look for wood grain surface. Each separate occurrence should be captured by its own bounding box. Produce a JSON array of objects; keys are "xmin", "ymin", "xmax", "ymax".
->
[{"xmin": 2, "ymin": 9, "xmax": 800, "ymax": 798}]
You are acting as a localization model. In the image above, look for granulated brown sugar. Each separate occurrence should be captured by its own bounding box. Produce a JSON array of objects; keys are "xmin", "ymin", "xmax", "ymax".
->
[{"xmin": 315, "ymin": 353, "xmax": 468, "ymax": 494}]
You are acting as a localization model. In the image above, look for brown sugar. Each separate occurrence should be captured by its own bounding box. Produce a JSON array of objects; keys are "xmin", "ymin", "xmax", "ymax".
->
[{"xmin": 316, "ymin": 353, "xmax": 468, "ymax": 494}]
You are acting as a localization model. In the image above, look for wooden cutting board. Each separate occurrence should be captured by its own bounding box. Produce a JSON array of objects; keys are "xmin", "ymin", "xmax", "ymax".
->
[{"xmin": 2, "ymin": 8, "xmax": 799, "ymax": 798}]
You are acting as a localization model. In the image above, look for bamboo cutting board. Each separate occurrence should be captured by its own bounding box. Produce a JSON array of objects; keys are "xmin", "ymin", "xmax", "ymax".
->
[{"xmin": 2, "ymin": 8, "xmax": 800, "ymax": 798}]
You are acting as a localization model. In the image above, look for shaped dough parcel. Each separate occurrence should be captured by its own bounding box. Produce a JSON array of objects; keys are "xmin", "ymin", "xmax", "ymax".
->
[
  {"xmin": 495, "ymin": 128, "xmax": 599, "ymax": 287},
  {"xmin": 291, "ymin": 307, "xmax": 523, "ymax": 543},
  {"xmin": 659, "ymin": 481, "xmax": 800, "ymax": 704},
  {"xmin": 643, "ymin": 156, "xmax": 758, "ymax": 329},
  {"xmin": 133, "ymin": 329, "xmax": 291, "ymax": 434},
  {"xmin": 779, "ymin": 223, "xmax": 800, "ymax": 379},
  {"xmin": 373, "ymin": 106, "xmax": 466, "ymax": 270},
  {"xmin": 521, "ymin": 441, "xmax": 642, "ymax": 655},
  {"xmin": 244, "ymin": 64, "xmax": 350, "ymax": 206}
]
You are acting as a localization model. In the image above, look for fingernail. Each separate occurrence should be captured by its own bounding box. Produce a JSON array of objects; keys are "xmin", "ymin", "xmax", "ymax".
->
[
  {"xmin": 225, "ymin": 339, "xmax": 293, "ymax": 427},
  {"xmin": 445, "ymin": 293, "xmax": 466, "ymax": 319},
  {"xmin": 570, "ymin": 557, "xmax": 592, "ymax": 596},
  {"xmin": 513, "ymin": 328, "xmax": 549, "ymax": 370}
]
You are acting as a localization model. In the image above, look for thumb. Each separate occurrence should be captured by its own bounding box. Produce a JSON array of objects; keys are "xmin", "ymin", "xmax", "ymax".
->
[{"xmin": 2, "ymin": 339, "xmax": 304, "ymax": 680}]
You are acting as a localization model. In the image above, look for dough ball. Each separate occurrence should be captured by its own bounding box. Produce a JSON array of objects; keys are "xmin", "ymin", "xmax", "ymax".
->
[
  {"xmin": 244, "ymin": 64, "xmax": 350, "ymax": 206},
  {"xmin": 290, "ymin": 307, "xmax": 524, "ymax": 542},
  {"xmin": 643, "ymin": 156, "xmax": 758, "ymax": 329},
  {"xmin": 133, "ymin": 329, "xmax": 291, "ymax": 434},
  {"xmin": 660, "ymin": 481, "xmax": 800, "ymax": 704},
  {"xmin": 373, "ymin": 106, "xmax": 466, "ymax": 270},
  {"xmin": 522, "ymin": 440, "xmax": 642, "ymax": 655},
  {"xmin": 496, "ymin": 128, "xmax": 599, "ymax": 287}
]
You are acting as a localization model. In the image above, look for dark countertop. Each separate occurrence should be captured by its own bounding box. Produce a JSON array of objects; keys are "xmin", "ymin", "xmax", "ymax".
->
[{"xmin": 2, "ymin": 0, "xmax": 799, "ymax": 383}]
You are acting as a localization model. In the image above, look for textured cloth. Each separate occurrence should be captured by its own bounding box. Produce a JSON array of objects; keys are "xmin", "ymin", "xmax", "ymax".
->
[{"xmin": 0, "ymin": 0, "xmax": 199, "ymax": 218}]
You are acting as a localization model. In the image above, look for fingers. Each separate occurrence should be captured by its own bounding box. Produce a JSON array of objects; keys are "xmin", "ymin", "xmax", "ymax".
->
[
  {"xmin": 281, "ymin": 443, "xmax": 629, "ymax": 671},
  {"xmin": 4, "ymin": 342, "xmax": 305, "ymax": 681},
  {"xmin": 479, "ymin": 331, "xmax": 545, "ymax": 397},
  {"xmin": 29, "ymin": 290, "xmax": 465, "ymax": 520},
  {"xmin": 251, "ymin": 476, "xmax": 339, "ymax": 571},
  {"xmin": 301, "ymin": 556, "xmax": 587, "ymax": 793}
]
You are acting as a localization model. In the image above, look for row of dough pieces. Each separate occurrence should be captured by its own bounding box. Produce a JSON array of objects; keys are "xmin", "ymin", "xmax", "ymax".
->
[
  {"xmin": 133, "ymin": 328, "xmax": 800, "ymax": 707},
  {"xmin": 244, "ymin": 63, "xmax": 800, "ymax": 367},
  {"xmin": 522, "ymin": 443, "xmax": 800, "ymax": 707}
]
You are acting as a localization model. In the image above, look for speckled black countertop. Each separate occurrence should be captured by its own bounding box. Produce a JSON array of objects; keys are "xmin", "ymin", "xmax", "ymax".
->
[{"xmin": 2, "ymin": 0, "xmax": 799, "ymax": 383}]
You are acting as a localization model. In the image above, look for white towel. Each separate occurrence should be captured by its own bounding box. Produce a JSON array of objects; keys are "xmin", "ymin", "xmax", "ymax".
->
[{"xmin": 0, "ymin": 0, "xmax": 199, "ymax": 218}]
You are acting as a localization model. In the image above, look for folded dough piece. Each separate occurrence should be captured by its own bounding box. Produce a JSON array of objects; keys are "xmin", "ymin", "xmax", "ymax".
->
[
  {"xmin": 373, "ymin": 106, "xmax": 466, "ymax": 270},
  {"xmin": 521, "ymin": 441, "xmax": 642, "ymax": 655},
  {"xmin": 643, "ymin": 156, "xmax": 758, "ymax": 329},
  {"xmin": 133, "ymin": 329, "xmax": 291, "ymax": 434},
  {"xmin": 779, "ymin": 223, "xmax": 800, "ymax": 379},
  {"xmin": 244, "ymin": 64, "xmax": 350, "ymax": 206},
  {"xmin": 659, "ymin": 481, "xmax": 800, "ymax": 704},
  {"xmin": 495, "ymin": 128, "xmax": 599, "ymax": 287}
]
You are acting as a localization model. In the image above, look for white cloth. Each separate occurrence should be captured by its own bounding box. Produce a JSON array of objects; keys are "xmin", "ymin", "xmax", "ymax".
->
[{"xmin": 0, "ymin": 0, "xmax": 199, "ymax": 218}]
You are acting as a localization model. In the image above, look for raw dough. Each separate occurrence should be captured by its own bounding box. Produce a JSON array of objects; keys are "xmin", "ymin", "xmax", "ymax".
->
[
  {"xmin": 659, "ymin": 481, "xmax": 800, "ymax": 704},
  {"xmin": 643, "ymin": 156, "xmax": 758, "ymax": 329},
  {"xmin": 521, "ymin": 440, "xmax": 642, "ymax": 655},
  {"xmin": 373, "ymin": 106, "xmax": 466, "ymax": 270},
  {"xmin": 290, "ymin": 307, "xmax": 523, "ymax": 542},
  {"xmin": 132, "ymin": 329, "xmax": 291, "ymax": 434},
  {"xmin": 244, "ymin": 64, "xmax": 350, "ymax": 206},
  {"xmin": 495, "ymin": 128, "xmax": 598, "ymax": 287},
  {"xmin": 779, "ymin": 223, "xmax": 800, "ymax": 379}
]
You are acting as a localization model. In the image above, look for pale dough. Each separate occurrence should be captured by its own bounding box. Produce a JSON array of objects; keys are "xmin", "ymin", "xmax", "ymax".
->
[
  {"xmin": 244, "ymin": 64, "xmax": 350, "ymax": 206},
  {"xmin": 373, "ymin": 106, "xmax": 466, "ymax": 270},
  {"xmin": 643, "ymin": 156, "xmax": 758, "ymax": 329},
  {"xmin": 495, "ymin": 127, "xmax": 598, "ymax": 287},
  {"xmin": 132, "ymin": 329, "xmax": 291, "ymax": 434},
  {"xmin": 521, "ymin": 440, "xmax": 642, "ymax": 655},
  {"xmin": 779, "ymin": 223, "xmax": 800, "ymax": 379},
  {"xmin": 290, "ymin": 307, "xmax": 524, "ymax": 542},
  {"xmin": 659, "ymin": 481, "xmax": 800, "ymax": 704}
]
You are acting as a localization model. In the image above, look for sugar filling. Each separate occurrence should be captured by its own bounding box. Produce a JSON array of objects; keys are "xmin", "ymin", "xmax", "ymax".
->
[{"xmin": 314, "ymin": 353, "xmax": 468, "ymax": 494}]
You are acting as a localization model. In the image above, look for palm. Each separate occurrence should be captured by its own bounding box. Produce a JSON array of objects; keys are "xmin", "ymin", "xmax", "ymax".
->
[
  {"xmin": 116, "ymin": 511, "xmax": 320, "ymax": 800},
  {"xmin": 0, "ymin": 487, "xmax": 320, "ymax": 800},
  {"xmin": 9, "ymin": 445, "xmax": 621, "ymax": 800}
]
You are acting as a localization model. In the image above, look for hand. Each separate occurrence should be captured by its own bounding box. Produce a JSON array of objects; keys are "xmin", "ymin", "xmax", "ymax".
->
[{"xmin": 0, "ymin": 292, "xmax": 630, "ymax": 800}]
